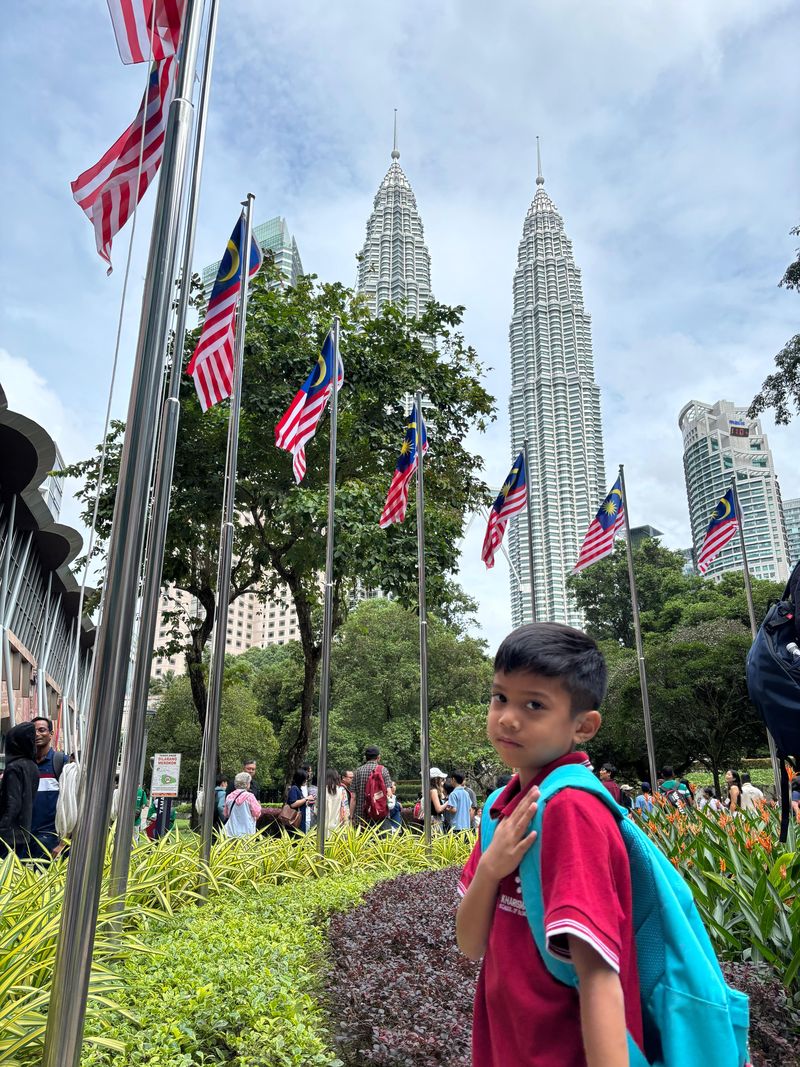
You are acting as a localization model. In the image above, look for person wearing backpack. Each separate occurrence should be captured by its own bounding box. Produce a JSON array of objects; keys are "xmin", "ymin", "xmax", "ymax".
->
[
  {"xmin": 29, "ymin": 716, "xmax": 68, "ymax": 860},
  {"xmin": 351, "ymin": 746, "xmax": 391, "ymax": 828},
  {"xmin": 456, "ymin": 622, "xmax": 749, "ymax": 1067}
]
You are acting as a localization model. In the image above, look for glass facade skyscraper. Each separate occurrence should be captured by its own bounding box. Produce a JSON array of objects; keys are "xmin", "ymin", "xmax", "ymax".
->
[
  {"xmin": 202, "ymin": 216, "xmax": 303, "ymax": 298},
  {"xmin": 784, "ymin": 498, "xmax": 800, "ymax": 569},
  {"xmin": 679, "ymin": 399, "xmax": 790, "ymax": 583},
  {"xmin": 507, "ymin": 158, "xmax": 606, "ymax": 627}
]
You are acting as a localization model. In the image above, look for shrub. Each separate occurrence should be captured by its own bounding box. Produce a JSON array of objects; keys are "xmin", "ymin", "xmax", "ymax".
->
[
  {"xmin": 720, "ymin": 961, "xmax": 800, "ymax": 1065},
  {"xmin": 2, "ymin": 827, "xmax": 472, "ymax": 1065},
  {"xmin": 80, "ymin": 874, "xmax": 380, "ymax": 1067},
  {"xmin": 324, "ymin": 867, "xmax": 477, "ymax": 1066}
]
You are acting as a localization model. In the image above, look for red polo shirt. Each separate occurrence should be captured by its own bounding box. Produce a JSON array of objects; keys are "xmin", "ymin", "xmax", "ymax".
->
[{"xmin": 459, "ymin": 753, "xmax": 643, "ymax": 1067}]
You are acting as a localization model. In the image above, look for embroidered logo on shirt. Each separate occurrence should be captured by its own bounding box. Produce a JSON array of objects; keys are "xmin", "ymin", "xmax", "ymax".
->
[{"xmin": 498, "ymin": 892, "xmax": 527, "ymax": 917}]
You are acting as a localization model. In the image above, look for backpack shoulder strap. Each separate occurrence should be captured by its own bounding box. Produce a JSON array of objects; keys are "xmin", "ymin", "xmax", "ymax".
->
[{"xmin": 52, "ymin": 751, "xmax": 66, "ymax": 780}]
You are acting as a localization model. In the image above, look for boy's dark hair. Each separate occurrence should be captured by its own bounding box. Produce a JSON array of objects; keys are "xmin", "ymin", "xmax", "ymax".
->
[
  {"xmin": 364, "ymin": 745, "xmax": 380, "ymax": 760},
  {"xmin": 216, "ymin": 774, "xmax": 226, "ymax": 786},
  {"xmin": 494, "ymin": 622, "xmax": 607, "ymax": 713},
  {"xmin": 741, "ymin": 772, "xmax": 752, "ymax": 784},
  {"xmin": 662, "ymin": 765, "xmax": 675, "ymax": 778},
  {"xmin": 452, "ymin": 771, "xmax": 465, "ymax": 785},
  {"xmin": 31, "ymin": 716, "xmax": 54, "ymax": 732},
  {"xmin": 601, "ymin": 762, "xmax": 617, "ymax": 777}
]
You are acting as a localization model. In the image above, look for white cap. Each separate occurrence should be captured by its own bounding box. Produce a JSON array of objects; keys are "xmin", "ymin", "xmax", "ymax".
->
[{"xmin": 429, "ymin": 767, "xmax": 446, "ymax": 779}]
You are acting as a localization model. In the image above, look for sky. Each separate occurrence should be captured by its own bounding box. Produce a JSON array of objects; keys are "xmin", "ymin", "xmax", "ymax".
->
[{"xmin": 1, "ymin": 0, "xmax": 798, "ymax": 653}]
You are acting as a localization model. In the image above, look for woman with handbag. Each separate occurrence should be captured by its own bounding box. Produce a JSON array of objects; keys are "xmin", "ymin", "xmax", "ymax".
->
[{"xmin": 282, "ymin": 769, "xmax": 314, "ymax": 834}]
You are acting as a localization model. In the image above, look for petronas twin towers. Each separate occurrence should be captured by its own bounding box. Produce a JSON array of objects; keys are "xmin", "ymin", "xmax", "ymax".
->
[{"xmin": 355, "ymin": 132, "xmax": 605, "ymax": 628}]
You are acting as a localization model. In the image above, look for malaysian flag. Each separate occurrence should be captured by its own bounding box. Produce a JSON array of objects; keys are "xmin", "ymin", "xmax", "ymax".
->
[
  {"xmin": 186, "ymin": 213, "xmax": 263, "ymax": 412},
  {"xmin": 379, "ymin": 410, "xmax": 429, "ymax": 528},
  {"xmin": 71, "ymin": 58, "xmax": 176, "ymax": 273},
  {"xmin": 275, "ymin": 333, "xmax": 344, "ymax": 482},
  {"xmin": 697, "ymin": 488, "xmax": 739, "ymax": 574},
  {"xmin": 482, "ymin": 452, "xmax": 527, "ymax": 568},
  {"xmin": 573, "ymin": 477, "xmax": 625, "ymax": 573},
  {"xmin": 107, "ymin": 0, "xmax": 184, "ymax": 64}
]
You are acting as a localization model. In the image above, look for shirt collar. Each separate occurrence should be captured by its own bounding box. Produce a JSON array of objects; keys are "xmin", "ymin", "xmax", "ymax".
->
[{"xmin": 490, "ymin": 752, "xmax": 592, "ymax": 819}]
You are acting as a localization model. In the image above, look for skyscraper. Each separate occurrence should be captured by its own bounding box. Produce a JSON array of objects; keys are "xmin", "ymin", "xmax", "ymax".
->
[
  {"xmin": 202, "ymin": 215, "xmax": 303, "ymax": 298},
  {"xmin": 784, "ymin": 498, "xmax": 800, "ymax": 568},
  {"xmin": 679, "ymin": 399, "xmax": 790, "ymax": 583},
  {"xmin": 507, "ymin": 146, "xmax": 606, "ymax": 627},
  {"xmin": 355, "ymin": 120, "xmax": 433, "ymax": 319}
]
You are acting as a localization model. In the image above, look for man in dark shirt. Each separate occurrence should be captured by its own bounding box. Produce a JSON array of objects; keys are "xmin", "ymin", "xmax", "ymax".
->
[
  {"xmin": 228, "ymin": 759, "xmax": 261, "ymax": 801},
  {"xmin": 598, "ymin": 762, "xmax": 622, "ymax": 803},
  {"xmin": 29, "ymin": 716, "xmax": 67, "ymax": 859}
]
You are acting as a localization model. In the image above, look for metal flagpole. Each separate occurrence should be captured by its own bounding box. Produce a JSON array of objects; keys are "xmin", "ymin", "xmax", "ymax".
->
[
  {"xmin": 42, "ymin": 2, "xmax": 206, "ymax": 1061},
  {"xmin": 522, "ymin": 440, "xmax": 536, "ymax": 622},
  {"xmin": 109, "ymin": 0, "xmax": 221, "ymax": 914},
  {"xmin": 729, "ymin": 476, "xmax": 782, "ymax": 796},
  {"xmin": 198, "ymin": 194, "xmax": 257, "ymax": 889},
  {"xmin": 416, "ymin": 391, "xmax": 432, "ymax": 850},
  {"xmin": 316, "ymin": 316, "xmax": 341, "ymax": 856},
  {"xmin": 618, "ymin": 464, "xmax": 659, "ymax": 791}
]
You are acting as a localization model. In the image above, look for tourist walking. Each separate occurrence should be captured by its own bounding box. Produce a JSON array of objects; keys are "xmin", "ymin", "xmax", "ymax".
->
[
  {"xmin": 29, "ymin": 716, "xmax": 68, "ymax": 860},
  {"xmin": 633, "ymin": 782, "xmax": 654, "ymax": 818},
  {"xmin": 598, "ymin": 762, "xmax": 622, "ymax": 803},
  {"xmin": 429, "ymin": 768, "xmax": 449, "ymax": 832},
  {"xmin": 0, "ymin": 721, "xmax": 40, "ymax": 857},
  {"xmin": 446, "ymin": 771, "xmax": 474, "ymax": 832},
  {"xmin": 340, "ymin": 769, "xmax": 354, "ymax": 826},
  {"xmin": 384, "ymin": 781, "xmax": 403, "ymax": 833},
  {"xmin": 223, "ymin": 772, "xmax": 263, "ymax": 837}
]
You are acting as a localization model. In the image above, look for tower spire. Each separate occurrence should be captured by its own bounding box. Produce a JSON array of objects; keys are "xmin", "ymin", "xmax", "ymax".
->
[
  {"xmin": 536, "ymin": 135, "xmax": 544, "ymax": 186},
  {"xmin": 392, "ymin": 109, "xmax": 399, "ymax": 160}
]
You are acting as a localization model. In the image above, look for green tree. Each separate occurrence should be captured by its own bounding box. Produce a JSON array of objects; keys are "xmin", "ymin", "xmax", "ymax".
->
[
  {"xmin": 429, "ymin": 703, "xmax": 504, "ymax": 794},
  {"xmin": 326, "ymin": 598, "xmax": 493, "ymax": 778},
  {"xmin": 145, "ymin": 675, "xmax": 278, "ymax": 792},
  {"xmin": 749, "ymin": 223, "xmax": 800, "ymax": 424},
  {"xmin": 64, "ymin": 270, "xmax": 495, "ymax": 780},
  {"xmin": 590, "ymin": 619, "xmax": 768, "ymax": 794}
]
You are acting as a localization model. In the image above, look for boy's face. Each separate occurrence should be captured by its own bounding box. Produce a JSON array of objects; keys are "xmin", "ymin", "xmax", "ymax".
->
[{"xmin": 487, "ymin": 669, "xmax": 600, "ymax": 784}]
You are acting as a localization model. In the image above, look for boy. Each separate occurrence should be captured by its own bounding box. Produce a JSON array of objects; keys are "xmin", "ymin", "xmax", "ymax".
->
[
  {"xmin": 446, "ymin": 771, "xmax": 475, "ymax": 832},
  {"xmin": 456, "ymin": 622, "xmax": 642, "ymax": 1067}
]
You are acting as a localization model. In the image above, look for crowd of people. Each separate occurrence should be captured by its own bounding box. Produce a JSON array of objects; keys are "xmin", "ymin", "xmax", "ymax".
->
[{"xmin": 0, "ymin": 715, "xmax": 71, "ymax": 860}]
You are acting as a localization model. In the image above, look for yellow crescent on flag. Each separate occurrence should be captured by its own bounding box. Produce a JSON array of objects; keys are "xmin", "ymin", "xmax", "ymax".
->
[
  {"xmin": 313, "ymin": 354, "xmax": 327, "ymax": 386},
  {"xmin": 219, "ymin": 239, "xmax": 240, "ymax": 283}
]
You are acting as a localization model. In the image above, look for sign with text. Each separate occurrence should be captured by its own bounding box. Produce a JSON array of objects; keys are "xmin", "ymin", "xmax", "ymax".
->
[{"xmin": 150, "ymin": 752, "xmax": 181, "ymax": 798}]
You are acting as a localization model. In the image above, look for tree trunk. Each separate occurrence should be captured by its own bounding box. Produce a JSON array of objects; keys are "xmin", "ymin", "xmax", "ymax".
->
[
  {"xmin": 185, "ymin": 588, "xmax": 215, "ymax": 765},
  {"xmin": 284, "ymin": 647, "xmax": 321, "ymax": 783}
]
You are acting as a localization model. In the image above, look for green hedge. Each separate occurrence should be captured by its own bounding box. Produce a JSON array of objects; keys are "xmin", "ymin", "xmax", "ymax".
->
[{"xmin": 81, "ymin": 873, "xmax": 385, "ymax": 1067}]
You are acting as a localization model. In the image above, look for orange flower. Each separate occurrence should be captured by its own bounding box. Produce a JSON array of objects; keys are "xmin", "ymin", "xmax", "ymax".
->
[{"xmin": 719, "ymin": 858, "xmax": 727, "ymax": 873}]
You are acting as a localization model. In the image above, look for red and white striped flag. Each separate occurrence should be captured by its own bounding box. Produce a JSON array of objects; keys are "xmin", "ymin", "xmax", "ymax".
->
[
  {"xmin": 697, "ymin": 488, "xmax": 739, "ymax": 574},
  {"xmin": 107, "ymin": 0, "xmax": 184, "ymax": 64},
  {"xmin": 573, "ymin": 477, "xmax": 625, "ymax": 573},
  {"xmin": 71, "ymin": 59, "xmax": 176, "ymax": 273},
  {"xmin": 187, "ymin": 213, "xmax": 263, "ymax": 412},
  {"xmin": 275, "ymin": 333, "xmax": 344, "ymax": 483},
  {"xmin": 379, "ymin": 411, "xmax": 428, "ymax": 528},
  {"xmin": 482, "ymin": 452, "xmax": 527, "ymax": 568}
]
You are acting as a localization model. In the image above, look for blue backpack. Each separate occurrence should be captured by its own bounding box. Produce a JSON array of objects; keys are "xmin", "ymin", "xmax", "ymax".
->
[
  {"xmin": 746, "ymin": 583, "xmax": 800, "ymax": 841},
  {"xmin": 480, "ymin": 765, "xmax": 749, "ymax": 1067}
]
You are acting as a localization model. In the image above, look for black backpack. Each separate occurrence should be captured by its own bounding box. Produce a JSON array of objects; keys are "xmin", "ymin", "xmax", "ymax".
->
[{"xmin": 746, "ymin": 582, "xmax": 800, "ymax": 840}]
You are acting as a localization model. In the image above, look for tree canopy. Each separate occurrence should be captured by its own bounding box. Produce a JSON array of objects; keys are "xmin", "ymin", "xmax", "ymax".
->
[
  {"xmin": 749, "ymin": 223, "xmax": 800, "ymax": 425},
  {"xmin": 64, "ymin": 268, "xmax": 496, "ymax": 780}
]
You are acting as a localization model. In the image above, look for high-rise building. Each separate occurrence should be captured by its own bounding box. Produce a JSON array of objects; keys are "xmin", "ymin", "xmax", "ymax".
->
[
  {"xmin": 355, "ymin": 126, "xmax": 433, "ymax": 320},
  {"xmin": 507, "ymin": 148, "xmax": 606, "ymax": 628},
  {"xmin": 782, "ymin": 497, "xmax": 800, "ymax": 568},
  {"xmin": 202, "ymin": 216, "xmax": 303, "ymax": 298},
  {"xmin": 150, "ymin": 583, "xmax": 301, "ymax": 680},
  {"xmin": 678, "ymin": 399, "xmax": 790, "ymax": 583}
]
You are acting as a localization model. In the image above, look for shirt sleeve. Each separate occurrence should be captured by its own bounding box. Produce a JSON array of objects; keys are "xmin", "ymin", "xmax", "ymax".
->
[
  {"xmin": 540, "ymin": 791, "xmax": 627, "ymax": 973},
  {"xmin": 248, "ymin": 793, "xmax": 262, "ymax": 817},
  {"xmin": 458, "ymin": 835, "xmax": 482, "ymax": 897}
]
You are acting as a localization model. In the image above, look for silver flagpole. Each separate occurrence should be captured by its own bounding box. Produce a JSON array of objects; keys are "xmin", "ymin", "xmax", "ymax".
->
[
  {"xmin": 522, "ymin": 440, "xmax": 536, "ymax": 622},
  {"xmin": 416, "ymin": 391, "xmax": 432, "ymax": 850},
  {"xmin": 618, "ymin": 464, "xmax": 659, "ymax": 791},
  {"xmin": 316, "ymin": 317, "xmax": 341, "ymax": 855},
  {"xmin": 199, "ymin": 194, "xmax": 257, "ymax": 889},
  {"xmin": 109, "ymin": 0, "xmax": 221, "ymax": 914},
  {"xmin": 729, "ymin": 476, "xmax": 782, "ymax": 796},
  {"xmin": 42, "ymin": 2, "xmax": 206, "ymax": 1061}
]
